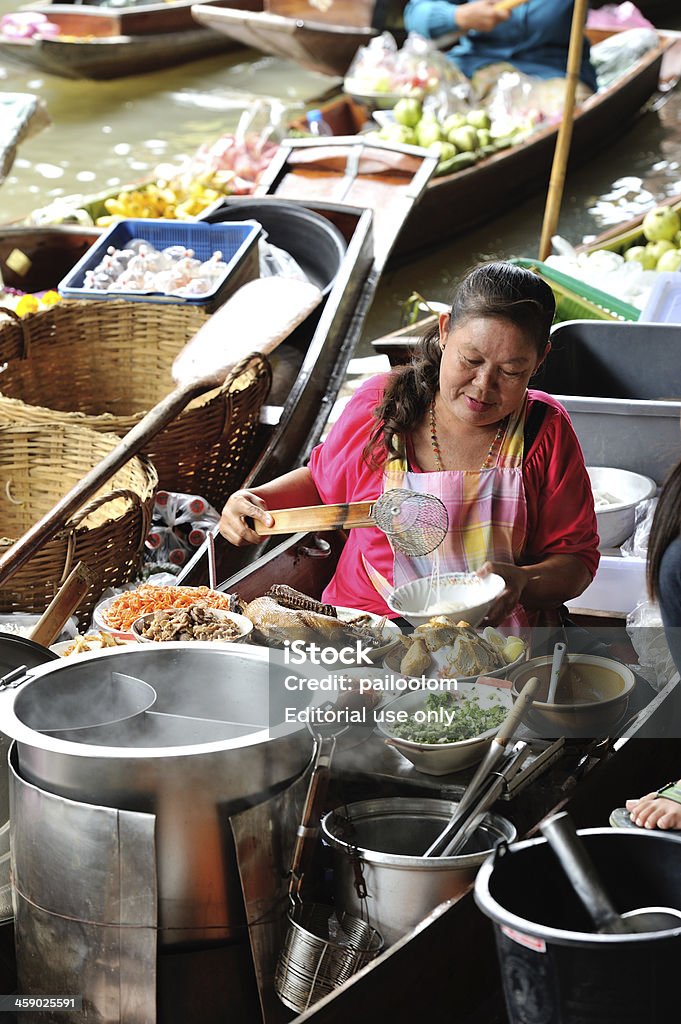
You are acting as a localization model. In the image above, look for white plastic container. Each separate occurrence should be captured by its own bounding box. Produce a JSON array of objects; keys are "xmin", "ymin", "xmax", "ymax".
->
[
  {"xmin": 544, "ymin": 321, "xmax": 681, "ymax": 484},
  {"xmin": 639, "ymin": 273, "xmax": 681, "ymax": 324},
  {"xmin": 566, "ymin": 555, "xmax": 647, "ymax": 617}
]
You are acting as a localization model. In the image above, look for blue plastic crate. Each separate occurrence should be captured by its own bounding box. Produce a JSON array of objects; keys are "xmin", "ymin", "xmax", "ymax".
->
[{"xmin": 58, "ymin": 218, "xmax": 262, "ymax": 308}]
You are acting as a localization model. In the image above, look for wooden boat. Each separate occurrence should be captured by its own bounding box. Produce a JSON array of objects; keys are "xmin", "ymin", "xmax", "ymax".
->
[
  {"xmin": 0, "ymin": 93, "xmax": 50, "ymax": 188},
  {"xmin": 0, "ymin": 224, "xmax": 99, "ymax": 292},
  {"xmin": 191, "ymin": 0, "xmax": 403, "ymax": 78},
  {"xmin": 275, "ymin": 29, "xmax": 677, "ymax": 265},
  {"xmin": 181, "ymin": 519, "xmax": 681, "ymax": 1023},
  {"xmin": 0, "ymin": 0, "xmax": 258, "ymax": 80},
  {"xmin": 173, "ymin": 137, "xmax": 437, "ymax": 582}
]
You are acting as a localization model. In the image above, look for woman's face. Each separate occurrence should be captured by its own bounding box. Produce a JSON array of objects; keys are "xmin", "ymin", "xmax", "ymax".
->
[{"xmin": 438, "ymin": 314, "xmax": 550, "ymax": 428}]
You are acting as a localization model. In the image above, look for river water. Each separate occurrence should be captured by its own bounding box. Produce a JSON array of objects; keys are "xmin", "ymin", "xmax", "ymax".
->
[{"xmin": 1, "ymin": 3, "xmax": 680, "ymax": 349}]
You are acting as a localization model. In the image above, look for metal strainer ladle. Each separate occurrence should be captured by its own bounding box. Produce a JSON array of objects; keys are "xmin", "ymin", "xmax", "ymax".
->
[{"xmin": 254, "ymin": 488, "xmax": 448, "ymax": 557}]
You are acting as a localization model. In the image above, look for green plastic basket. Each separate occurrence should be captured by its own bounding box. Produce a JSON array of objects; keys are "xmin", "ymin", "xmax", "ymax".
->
[{"xmin": 510, "ymin": 257, "xmax": 640, "ymax": 323}]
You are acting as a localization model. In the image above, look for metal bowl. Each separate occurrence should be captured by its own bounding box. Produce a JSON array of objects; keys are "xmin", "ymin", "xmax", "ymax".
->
[
  {"xmin": 509, "ymin": 654, "xmax": 636, "ymax": 737},
  {"xmin": 588, "ymin": 466, "xmax": 656, "ymax": 548}
]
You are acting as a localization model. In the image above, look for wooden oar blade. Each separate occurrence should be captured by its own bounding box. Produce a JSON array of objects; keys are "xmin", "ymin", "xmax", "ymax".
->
[{"xmin": 172, "ymin": 276, "xmax": 322, "ymax": 387}]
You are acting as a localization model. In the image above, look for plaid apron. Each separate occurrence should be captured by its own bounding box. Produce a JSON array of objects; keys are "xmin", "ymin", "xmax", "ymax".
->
[{"xmin": 364, "ymin": 396, "xmax": 530, "ymax": 629}]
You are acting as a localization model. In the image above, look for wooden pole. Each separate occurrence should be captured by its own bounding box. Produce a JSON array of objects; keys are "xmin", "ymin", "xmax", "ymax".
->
[{"xmin": 538, "ymin": 0, "xmax": 590, "ymax": 261}]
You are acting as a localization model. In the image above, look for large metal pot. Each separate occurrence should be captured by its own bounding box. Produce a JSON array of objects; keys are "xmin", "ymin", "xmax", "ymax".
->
[
  {"xmin": 322, "ymin": 797, "xmax": 517, "ymax": 945},
  {"xmin": 0, "ymin": 642, "xmax": 310, "ymax": 946},
  {"xmin": 0, "ymin": 632, "xmax": 57, "ymax": 923}
]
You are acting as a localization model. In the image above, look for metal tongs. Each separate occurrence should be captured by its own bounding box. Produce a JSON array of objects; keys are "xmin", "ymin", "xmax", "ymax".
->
[
  {"xmin": 433, "ymin": 740, "xmax": 531, "ymax": 858},
  {"xmin": 424, "ymin": 676, "xmax": 540, "ymax": 858}
]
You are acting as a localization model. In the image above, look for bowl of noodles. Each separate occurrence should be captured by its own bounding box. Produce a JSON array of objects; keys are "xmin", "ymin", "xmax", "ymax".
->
[{"xmin": 387, "ymin": 572, "xmax": 506, "ymax": 628}]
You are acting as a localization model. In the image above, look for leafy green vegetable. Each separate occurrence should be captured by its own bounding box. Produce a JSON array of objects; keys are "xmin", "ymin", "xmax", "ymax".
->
[{"xmin": 390, "ymin": 691, "xmax": 506, "ymax": 744}]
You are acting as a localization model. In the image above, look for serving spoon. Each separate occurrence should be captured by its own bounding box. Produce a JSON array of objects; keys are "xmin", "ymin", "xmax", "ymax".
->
[{"xmin": 540, "ymin": 811, "xmax": 681, "ymax": 933}]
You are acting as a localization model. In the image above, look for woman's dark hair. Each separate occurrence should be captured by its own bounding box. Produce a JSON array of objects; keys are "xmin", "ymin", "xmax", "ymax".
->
[
  {"xmin": 647, "ymin": 460, "xmax": 681, "ymax": 600},
  {"xmin": 363, "ymin": 261, "xmax": 556, "ymax": 467}
]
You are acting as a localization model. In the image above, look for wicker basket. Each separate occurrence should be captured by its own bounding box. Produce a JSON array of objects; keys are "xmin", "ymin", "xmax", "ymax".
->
[
  {"xmin": 0, "ymin": 420, "xmax": 157, "ymax": 619},
  {"xmin": 0, "ymin": 301, "xmax": 272, "ymax": 508}
]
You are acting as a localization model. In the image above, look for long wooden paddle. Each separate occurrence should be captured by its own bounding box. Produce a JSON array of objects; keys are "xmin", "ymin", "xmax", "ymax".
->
[
  {"xmin": 0, "ymin": 276, "xmax": 322, "ymax": 588},
  {"xmin": 538, "ymin": 0, "xmax": 590, "ymax": 261}
]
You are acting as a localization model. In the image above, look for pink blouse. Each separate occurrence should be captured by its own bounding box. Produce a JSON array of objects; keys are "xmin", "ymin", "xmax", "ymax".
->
[{"xmin": 308, "ymin": 376, "xmax": 599, "ymax": 615}]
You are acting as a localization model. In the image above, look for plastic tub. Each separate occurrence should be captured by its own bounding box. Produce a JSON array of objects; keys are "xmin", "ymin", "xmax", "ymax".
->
[
  {"xmin": 565, "ymin": 554, "xmax": 647, "ymax": 617},
  {"xmin": 475, "ymin": 828, "xmax": 681, "ymax": 1023},
  {"xmin": 58, "ymin": 218, "xmax": 262, "ymax": 310},
  {"xmin": 540, "ymin": 320, "xmax": 681, "ymax": 484},
  {"xmin": 639, "ymin": 272, "xmax": 681, "ymax": 324},
  {"xmin": 201, "ymin": 197, "xmax": 347, "ymax": 302}
]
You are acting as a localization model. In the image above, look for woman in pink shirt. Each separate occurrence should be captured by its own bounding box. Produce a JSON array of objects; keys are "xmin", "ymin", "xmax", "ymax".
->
[{"xmin": 220, "ymin": 261, "xmax": 599, "ymax": 627}]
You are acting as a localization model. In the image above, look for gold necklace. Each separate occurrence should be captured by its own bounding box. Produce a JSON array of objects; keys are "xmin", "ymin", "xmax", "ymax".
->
[{"xmin": 429, "ymin": 399, "xmax": 506, "ymax": 472}]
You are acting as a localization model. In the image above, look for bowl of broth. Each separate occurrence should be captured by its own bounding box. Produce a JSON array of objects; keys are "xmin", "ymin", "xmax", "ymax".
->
[{"xmin": 509, "ymin": 654, "xmax": 635, "ymax": 737}]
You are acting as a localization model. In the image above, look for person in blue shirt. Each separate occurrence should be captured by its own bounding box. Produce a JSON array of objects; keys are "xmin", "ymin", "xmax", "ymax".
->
[{"xmin": 404, "ymin": 0, "xmax": 597, "ymax": 105}]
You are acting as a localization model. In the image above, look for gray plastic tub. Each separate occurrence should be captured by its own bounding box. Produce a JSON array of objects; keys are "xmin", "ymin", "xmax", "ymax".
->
[{"xmin": 540, "ymin": 321, "xmax": 681, "ymax": 484}]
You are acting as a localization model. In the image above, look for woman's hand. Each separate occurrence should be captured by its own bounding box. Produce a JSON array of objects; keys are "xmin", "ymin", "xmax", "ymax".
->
[
  {"xmin": 219, "ymin": 490, "xmax": 274, "ymax": 547},
  {"xmin": 455, "ymin": 1, "xmax": 511, "ymax": 34},
  {"xmin": 477, "ymin": 560, "xmax": 528, "ymax": 625}
]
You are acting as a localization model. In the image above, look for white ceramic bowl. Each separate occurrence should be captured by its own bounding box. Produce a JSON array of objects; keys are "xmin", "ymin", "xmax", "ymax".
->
[
  {"xmin": 377, "ymin": 681, "xmax": 513, "ymax": 776},
  {"xmin": 132, "ymin": 607, "xmax": 253, "ymax": 644},
  {"xmin": 588, "ymin": 467, "xmax": 656, "ymax": 548},
  {"xmin": 387, "ymin": 572, "xmax": 506, "ymax": 628}
]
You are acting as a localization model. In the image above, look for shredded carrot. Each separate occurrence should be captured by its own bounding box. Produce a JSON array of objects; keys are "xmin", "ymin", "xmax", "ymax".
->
[{"xmin": 101, "ymin": 584, "xmax": 233, "ymax": 632}]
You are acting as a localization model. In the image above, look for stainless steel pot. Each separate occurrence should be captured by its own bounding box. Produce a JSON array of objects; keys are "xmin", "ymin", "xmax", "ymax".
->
[
  {"xmin": 322, "ymin": 796, "xmax": 517, "ymax": 945},
  {"xmin": 0, "ymin": 642, "xmax": 311, "ymax": 946},
  {"xmin": 0, "ymin": 632, "xmax": 57, "ymax": 923}
]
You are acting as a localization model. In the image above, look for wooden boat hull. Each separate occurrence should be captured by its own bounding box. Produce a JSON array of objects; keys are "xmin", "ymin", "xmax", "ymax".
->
[
  {"xmin": 0, "ymin": 0, "xmax": 258, "ymax": 79},
  {"xmin": 0, "ymin": 28, "xmax": 237, "ymax": 79},
  {"xmin": 191, "ymin": 4, "xmax": 376, "ymax": 78},
  {"xmin": 296, "ymin": 33, "xmax": 669, "ymax": 264},
  {"xmin": 0, "ymin": 224, "xmax": 100, "ymax": 292}
]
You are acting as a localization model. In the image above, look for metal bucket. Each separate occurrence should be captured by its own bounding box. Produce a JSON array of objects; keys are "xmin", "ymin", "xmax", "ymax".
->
[
  {"xmin": 321, "ymin": 796, "xmax": 517, "ymax": 945},
  {"xmin": 274, "ymin": 901, "xmax": 383, "ymax": 1014},
  {"xmin": 474, "ymin": 828, "xmax": 681, "ymax": 1023}
]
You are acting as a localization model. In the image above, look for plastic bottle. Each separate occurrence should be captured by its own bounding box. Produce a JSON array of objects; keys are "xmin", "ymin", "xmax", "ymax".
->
[{"xmin": 306, "ymin": 109, "xmax": 333, "ymax": 137}]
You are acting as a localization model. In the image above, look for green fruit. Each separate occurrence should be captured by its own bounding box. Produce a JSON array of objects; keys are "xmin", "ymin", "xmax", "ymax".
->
[
  {"xmin": 416, "ymin": 119, "xmax": 443, "ymax": 148},
  {"xmin": 646, "ymin": 239, "xmax": 675, "ymax": 262},
  {"xmin": 393, "ymin": 97, "xmax": 423, "ymax": 128},
  {"xmin": 466, "ymin": 109, "xmax": 492, "ymax": 130},
  {"xmin": 656, "ymin": 249, "xmax": 681, "ymax": 272},
  {"xmin": 675, "ymin": 229, "xmax": 681, "ymax": 246},
  {"xmin": 449, "ymin": 125, "xmax": 479, "ymax": 152},
  {"xmin": 434, "ymin": 141, "xmax": 457, "ymax": 162},
  {"xmin": 624, "ymin": 245, "xmax": 656, "ymax": 270},
  {"xmin": 380, "ymin": 123, "xmax": 417, "ymax": 146},
  {"xmin": 476, "ymin": 128, "xmax": 491, "ymax": 148},
  {"xmin": 642, "ymin": 206, "xmax": 681, "ymax": 243},
  {"xmin": 442, "ymin": 112, "xmax": 467, "ymax": 134}
]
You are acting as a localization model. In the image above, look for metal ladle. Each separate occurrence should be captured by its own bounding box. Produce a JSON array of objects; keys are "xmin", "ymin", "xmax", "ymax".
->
[
  {"xmin": 540, "ymin": 811, "xmax": 681, "ymax": 933},
  {"xmin": 254, "ymin": 488, "xmax": 449, "ymax": 557}
]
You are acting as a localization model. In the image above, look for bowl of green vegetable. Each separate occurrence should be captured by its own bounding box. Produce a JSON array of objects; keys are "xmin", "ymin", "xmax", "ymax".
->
[{"xmin": 376, "ymin": 681, "xmax": 513, "ymax": 776}]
